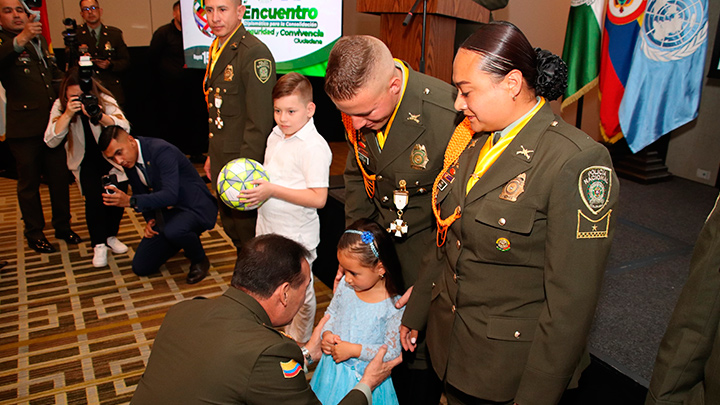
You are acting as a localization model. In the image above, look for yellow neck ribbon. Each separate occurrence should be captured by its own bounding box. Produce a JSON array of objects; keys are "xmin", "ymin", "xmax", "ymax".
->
[{"xmin": 376, "ymin": 59, "xmax": 409, "ymax": 150}]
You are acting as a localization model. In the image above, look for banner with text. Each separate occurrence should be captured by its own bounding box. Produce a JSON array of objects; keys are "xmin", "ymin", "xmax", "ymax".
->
[{"xmin": 181, "ymin": 0, "xmax": 342, "ymax": 76}]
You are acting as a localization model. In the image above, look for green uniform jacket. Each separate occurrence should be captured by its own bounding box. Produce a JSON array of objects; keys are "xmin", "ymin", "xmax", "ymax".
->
[
  {"xmin": 76, "ymin": 23, "xmax": 130, "ymax": 105},
  {"xmin": 0, "ymin": 30, "xmax": 61, "ymax": 139},
  {"xmin": 206, "ymin": 25, "xmax": 275, "ymax": 180},
  {"xmin": 131, "ymin": 288, "xmax": 368, "ymax": 405},
  {"xmin": 646, "ymin": 194, "xmax": 720, "ymax": 405},
  {"xmin": 407, "ymin": 104, "xmax": 618, "ymax": 404},
  {"xmin": 344, "ymin": 62, "xmax": 462, "ymax": 292}
]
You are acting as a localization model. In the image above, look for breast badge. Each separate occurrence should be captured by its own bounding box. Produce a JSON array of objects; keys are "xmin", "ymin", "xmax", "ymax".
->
[
  {"xmin": 579, "ymin": 166, "xmax": 612, "ymax": 215},
  {"xmin": 224, "ymin": 65, "xmax": 234, "ymax": 81},
  {"xmin": 254, "ymin": 58, "xmax": 272, "ymax": 83},
  {"xmin": 410, "ymin": 144, "xmax": 429, "ymax": 170},
  {"xmin": 496, "ymin": 237, "xmax": 511, "ymax": 251},
  {"xmin": 499, "ymin": 173, "xmax": 526, "ymax": 202},
  {"xmin": 104, "ymin": 41, "xmax": 113, "ymax": 52}
]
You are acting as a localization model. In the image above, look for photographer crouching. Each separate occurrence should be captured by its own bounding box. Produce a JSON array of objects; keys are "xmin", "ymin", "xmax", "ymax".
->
[{"xmin": 45, "ymin": 60, "xmax": 131, "ymax": 267}]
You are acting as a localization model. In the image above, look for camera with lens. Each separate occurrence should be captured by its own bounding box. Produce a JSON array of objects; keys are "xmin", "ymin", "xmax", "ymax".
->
[
  {"xmin": 101, "ymin": 174, "xmax": 119, "ymax": 195},
  {"xmin": 76, "ymin": 55, "xmax": 103, "ymax": 124}
]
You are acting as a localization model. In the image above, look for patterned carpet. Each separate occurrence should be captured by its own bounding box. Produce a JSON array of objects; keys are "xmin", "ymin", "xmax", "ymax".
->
[{"xmin": 0, "ymin": 172, "xmax": 334, "ymax": 404}]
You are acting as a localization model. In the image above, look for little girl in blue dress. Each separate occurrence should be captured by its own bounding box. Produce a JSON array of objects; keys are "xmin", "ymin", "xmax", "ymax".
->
[{"xmin": 310, "ymin": 219, "xmax": 405, "ymax": 405}]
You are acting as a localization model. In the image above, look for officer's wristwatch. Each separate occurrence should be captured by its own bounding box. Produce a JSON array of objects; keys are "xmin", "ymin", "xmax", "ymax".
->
[
  {"xmin": 300, "ymin": 346, "xmax": 313, "ymax": 365},
  {"xmin": 129, "ymin": 196, "xmax": 137, "ymax": 209}
]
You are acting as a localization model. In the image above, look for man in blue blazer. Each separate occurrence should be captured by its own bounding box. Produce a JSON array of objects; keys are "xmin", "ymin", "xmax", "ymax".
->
[{"xmin": 99, "ymin": 126, "xmax": 217, "ymax": 284}]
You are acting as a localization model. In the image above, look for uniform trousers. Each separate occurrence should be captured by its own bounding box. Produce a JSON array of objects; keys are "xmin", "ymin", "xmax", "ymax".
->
[
  {"xmin": 79, "ymin": 157, "xmax": 126, "ymax": 247},
  {"xmin": 132, "ymin": 209, "xmax": 207, "ymax": 276},
  {"xmin": 8, "ymin": 136, "xmax": 71, "ymax": 240},
  {"xmin": 445, "ymin": 383, "xmax": 514, "ymax": 405},
  {"xmin": 284, "ymin": 249, "xmax": 317, "ymax": 343},
  {"xmin": 218, "ymin": 201, "xmax": 256, "ymax": 249}
]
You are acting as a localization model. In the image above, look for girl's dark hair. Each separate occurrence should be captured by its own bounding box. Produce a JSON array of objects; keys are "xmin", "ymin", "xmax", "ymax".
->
[
  {"xmin": 59, "ymin": 67, "xmax": 116, "ymax": 116},
  {"xmin": 460, "ymin": 21, "xmax": 568, "ymax": 101},
  {"xmin": 337, "ymin": 219, "xmax": 405, "ymax": 297}
]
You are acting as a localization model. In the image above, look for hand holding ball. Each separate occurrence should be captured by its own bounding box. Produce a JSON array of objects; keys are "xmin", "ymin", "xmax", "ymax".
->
[{"xmin": 217, "ymin": 158, "xmax": 270, "ymax": 211}]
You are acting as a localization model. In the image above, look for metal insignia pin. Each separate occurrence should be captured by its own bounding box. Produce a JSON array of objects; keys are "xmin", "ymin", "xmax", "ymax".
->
[
  {"xmin": 407, "ymin": 112, "xmax": 421, "ymax": 124},
  {"xmin": 496, "ymin": 238, "xmax": 511, "ymax": 251},
  {"xmin": 516, "ymin": 145, "xmax": 534, "ymax": 160}
]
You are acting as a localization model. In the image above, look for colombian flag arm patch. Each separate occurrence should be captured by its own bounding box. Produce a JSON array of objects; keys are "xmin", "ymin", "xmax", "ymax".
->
[{"xmin": 280, "ymin": 360, "xmax": 301, "ymax": 379}]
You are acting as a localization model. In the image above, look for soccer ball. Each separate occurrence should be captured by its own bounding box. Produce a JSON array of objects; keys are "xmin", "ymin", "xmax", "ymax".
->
[{"xmin": 217, "ymin": 158, "xmax": 270, "ymax": 211}]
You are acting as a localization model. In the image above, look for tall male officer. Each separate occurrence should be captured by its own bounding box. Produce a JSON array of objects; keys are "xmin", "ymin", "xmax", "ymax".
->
[
  {"xmin": 76, "ymin": 0, "xmax": 130, "ymax": 106},
  {"xmin": 131, "ymin": 234, "xmax": 401, "ymax": 404},
  {"xmin": 646, "ymin": 194, "xmax": 720, "ymax": 405},
  {"xmin": 100, "ymin": 126, "xmax": 217, "ymax": 284},
  {"xmin": 202, "ymin": 0, "xmax": 275, "ymax": 249},
  {"xmin": 0, "ymin": 0, "xmax": 81, "ymax": 253},
  {"xmin": 324, "ymin": 35, "xmax": 462, "ymax": 404}
]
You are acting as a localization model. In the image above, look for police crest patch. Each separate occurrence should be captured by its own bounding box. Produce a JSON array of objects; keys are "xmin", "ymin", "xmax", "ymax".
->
[
  {"xmin": 579, "ymin": 166, "xmax": 612, "ymax": 215},
  {"xmin": 254, "ymin": 58, "xmax": 272, "ymax": 83}
]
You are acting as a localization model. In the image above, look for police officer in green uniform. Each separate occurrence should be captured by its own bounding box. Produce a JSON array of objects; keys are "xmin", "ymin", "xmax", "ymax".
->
[
  {"xmin": 76, "ymin": 0, "xmax": 130, "ymax": 106},
  {"xmin": 324, "ymin": 35, "xmax": 462, "ymax": 404},
  {"xmin": 0, "ymin": 0, "xmax": 80, "ymax": 253},
  {"xmin": 202, "ymin": 0, "xmax": 275, "ymax": 249},
  {"xmin": 646, "ymin": 194, "xmax": 720, "ymax": 405},
  {"xmin": 401, "ymin": 22, "xmax": 619, "ymax": 405},
  {"xmin": 130, "ymin": 234, "xmax": 401, "ymax": 405}
]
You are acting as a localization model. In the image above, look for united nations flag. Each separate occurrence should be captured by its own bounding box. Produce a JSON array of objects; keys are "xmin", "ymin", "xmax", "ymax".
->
[{"xmin": 618, "ymin": 0, "xmax": 708, "ymax": 153}]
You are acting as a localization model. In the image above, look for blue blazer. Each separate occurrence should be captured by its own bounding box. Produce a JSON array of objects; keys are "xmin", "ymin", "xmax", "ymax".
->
[{"xmin": 126, "ymin": 136, "xmax": 217, "ymax": 230}]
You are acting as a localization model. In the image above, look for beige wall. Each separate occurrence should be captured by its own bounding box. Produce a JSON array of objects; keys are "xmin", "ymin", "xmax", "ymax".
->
[{"xmin": 46, "ymin": 0, "xmax": 176, "ymax": 48}]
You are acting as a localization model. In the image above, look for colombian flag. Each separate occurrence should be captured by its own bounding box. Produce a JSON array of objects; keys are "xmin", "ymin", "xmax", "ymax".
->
[
  {"xmin": 280, "ymin": 360, "xmax": 301, "ymax": 379},
  {"xmin": 598, "ymin": 0, "xmax": 646, "ymax": 143}
]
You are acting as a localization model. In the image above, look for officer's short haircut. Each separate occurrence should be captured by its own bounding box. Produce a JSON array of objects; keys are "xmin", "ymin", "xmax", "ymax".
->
[
  {"xmin": 231, "ymin": 234, "xmax": 310, "ymax": 298},
  {"xmin": 98, "ymin": 125, "xmax": 127, "ymax": 152},
  {"xmin": 79, "ymin": 0, "xmax": 99, "ymax": 8},
  {"xmin": 173, "ymin": 1, "xmax": 180, "ymax": 9},
  {"xmin": 272, "ymin": 72, "xmax": 313, "ymax": 104},
  {"xmin": 324, "ymin": 35, "xmax": 388, "ymax": 101}
]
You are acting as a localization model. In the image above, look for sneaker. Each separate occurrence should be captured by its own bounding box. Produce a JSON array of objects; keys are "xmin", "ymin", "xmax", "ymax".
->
[
  {"xmin": 93, "ymin": 244, "xmax": 109, "ymax": 268},
  {"xmin": 106, "ymin": 236, "xmax": 128, "ymax": 254}
]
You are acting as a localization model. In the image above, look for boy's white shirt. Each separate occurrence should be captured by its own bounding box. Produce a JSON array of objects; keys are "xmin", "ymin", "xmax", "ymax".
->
[{"xmin": 256, "ymin": 117, "xmax": 332, "ymax": 251}]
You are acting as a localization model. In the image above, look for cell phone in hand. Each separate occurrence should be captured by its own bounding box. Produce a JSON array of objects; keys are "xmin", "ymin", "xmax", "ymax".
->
[{"xmin": 102, "ymin": 174, "xmax": 118, "ymax": 194}]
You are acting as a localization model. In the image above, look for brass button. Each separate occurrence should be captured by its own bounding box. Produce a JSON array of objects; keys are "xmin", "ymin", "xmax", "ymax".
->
[
  {"xmin": 381, "ymin": 196, "xmax": 389, "ymax": 203},
  {"xmin": 453, "ymin": 273, "xmax": 457, "ymax": 282},
  {"xmin": 514, "ymin": 331, "xmax": 521, "ymax": 339},
  {"xmin": 451, "ymin": 305, "xmax": 456, "ymax": 313},
  {"xmin": 424, "ymin": 88, "xmax": 430, "ymax": 95},
  {"xmin": 209, "ymin": 87, "xmax": 213, "ymax": 92},
  {"xmin": 23, "ymin": 105, "xmax": 27, "ymax": 109},
  {"xmin": 498, "ymin": 218, "xmax": 506, "ymax": 226},
  {"xmin": 208, "ymin": 118, "xmax": 212, "ymax": 123},
  {"xmin": 456, "ymin": 240, "xmax": 461, "ymax": 249},
  {"xmin": 415, "ymin": 180, "xmax": 420, "ymax": 186},
  {"xmin": 432, "ymin": 282, "xmax": 435, "ymax": 288},
  {"xmin": 377, "ymin": 175, "xmax": 383, "ymax": 181},
  {"xmin": 209, "ymin": 133, "xmax": 214, "ymax": 139}
]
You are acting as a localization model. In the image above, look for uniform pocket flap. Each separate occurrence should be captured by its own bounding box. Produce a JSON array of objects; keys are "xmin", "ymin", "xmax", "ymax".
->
[
  {"xmin": 487, "ymin": 316, "xmax": 537, "ymax": 342},
  {"xmin": 8, "ymin": 101, "xmax": 39, "ymax": 111},
  {"xmin": 474, "ymin": 199, "xmax": 536, "ymax": 234},
  {"xmin": 394, "ymin": 170, "xmax": 434, "ymax": 192}
]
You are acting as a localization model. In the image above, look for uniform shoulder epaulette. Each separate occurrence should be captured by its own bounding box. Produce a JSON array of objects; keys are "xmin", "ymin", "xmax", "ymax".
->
[
  {"xmin": 105, "ymin": 25, "xmax": 123, "ymax": 34},
  {"xmin": 547, "ymin": 115, "xmax": 605, "ymax": 152}
]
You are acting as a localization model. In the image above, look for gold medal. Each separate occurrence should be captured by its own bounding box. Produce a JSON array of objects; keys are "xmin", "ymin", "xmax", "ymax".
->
[{"xmin": 214, "ymin": 89, "xmax": 223, "ymax": 109}]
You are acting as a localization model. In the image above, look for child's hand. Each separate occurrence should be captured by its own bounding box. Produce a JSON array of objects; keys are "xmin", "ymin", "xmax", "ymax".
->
[
  {"xmin": 321, "ymin": 331, "xmax": 340, "ymax": 355},
  {"xmin": 331, "ymin": 340, "xmax": 361, "ymax": 363},
  {"xmin": 240, "ymin": 179, "xmax": 273, "ymax": 207}
]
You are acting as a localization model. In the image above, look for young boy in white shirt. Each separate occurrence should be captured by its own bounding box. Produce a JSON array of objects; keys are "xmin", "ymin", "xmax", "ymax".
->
[{"xmin": 242, "ymin": 72, "xmax": 332, "ymax": 344}]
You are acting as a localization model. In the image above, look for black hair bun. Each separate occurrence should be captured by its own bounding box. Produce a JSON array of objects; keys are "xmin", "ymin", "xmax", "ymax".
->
[{"xmin": 534, "ymin": 48, "xmax": 568, "ymax": 101}]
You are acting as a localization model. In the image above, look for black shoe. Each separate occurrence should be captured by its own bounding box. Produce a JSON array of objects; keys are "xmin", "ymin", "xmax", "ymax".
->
[
  {"xmin": 28, "ymin": 237, "xmax": 56, "ymax": 253},
  {"xmin": 187, "ymin": 256, "xmax": 210, "ymax": 284},
  {"xmin": 55, "ymin": 230, "xmax": 82, "ymax": 244}
]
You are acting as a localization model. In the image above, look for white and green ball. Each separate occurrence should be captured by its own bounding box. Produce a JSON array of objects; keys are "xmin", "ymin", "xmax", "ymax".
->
[{"xmin": 217, "ymin": 158, "xmax": 269, "ymax": 211}]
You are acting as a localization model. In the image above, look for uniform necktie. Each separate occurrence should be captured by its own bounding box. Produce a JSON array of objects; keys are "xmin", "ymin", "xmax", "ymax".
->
[{"xmin": 91, "ymin": 30, "xmax": 98, "ymax": 47}]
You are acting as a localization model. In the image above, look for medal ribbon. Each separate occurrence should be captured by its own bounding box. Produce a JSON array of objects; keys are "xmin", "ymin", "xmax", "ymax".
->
[
  {"xmin": 203, "ymin": 24, "xmax": 243, "ymax": 105},
  {"xmin": 342, "ymin": 113, "xmax": 376, "ymax": 198},
  {"xmin": 376, "ymin": 59, "xmax": 409, "ymax": 150},
  {"xmin": 465, "ymin": 98, "xmax": 545, "ymax": 194},
  {"xmin": 431, "ymin": 118, "xmax": 474, "ymax": 247}
]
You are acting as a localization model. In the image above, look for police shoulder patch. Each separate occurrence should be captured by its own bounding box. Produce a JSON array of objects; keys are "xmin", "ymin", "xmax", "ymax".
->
[
  {"xmin": 254, "ymin": 58, "xmax": 272, "ymax": 83},
  {"xmin": 579, "ymin": 166, "xmax": 612, "ymax": 215}
]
